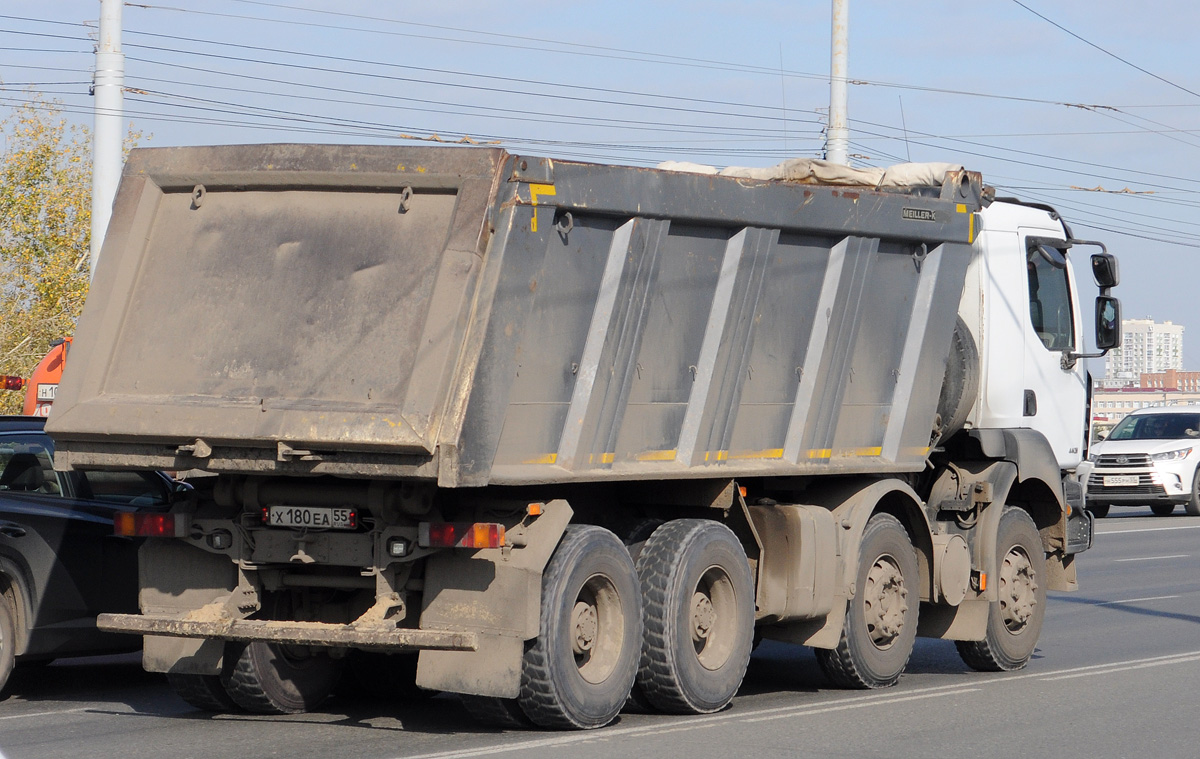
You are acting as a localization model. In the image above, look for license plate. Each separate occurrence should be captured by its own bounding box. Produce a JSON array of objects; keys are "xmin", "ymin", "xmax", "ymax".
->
[
  {"xmin": 1103, "ymin": 475, "xmax": 1138, "ymax": 487},
  {"xmin": 36, "ymin": 383, "xmax": 57, "ymax": 401},
  {"xmin": 267, "ymin": 505, "xmax": 356, "ymax": 530}
]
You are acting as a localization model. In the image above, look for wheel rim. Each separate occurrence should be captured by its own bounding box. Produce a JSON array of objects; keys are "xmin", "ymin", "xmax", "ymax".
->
[
  {"xmin": 999, "ymin": 546, "xmax": 1038, "ymax": 634},
  {"xmin": 691, "ymin": 565, "xmax": 738, "ymax": 671},
  {"xmin": 572, "ymin": 573, "xmax": 625, "ymax": 685},
  {"xmin": 862, "ymin": 554, "xmax": 909, "ymax": 650}
]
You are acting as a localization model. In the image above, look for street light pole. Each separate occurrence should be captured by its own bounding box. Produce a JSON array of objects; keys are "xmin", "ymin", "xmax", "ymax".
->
[
  {"xmin": 91, "ymin": 0, "xmax": 124, "ymax": 278},
  {"xmin": 825, "ymin": 0, "xmax": 850, "ymax": 165}
]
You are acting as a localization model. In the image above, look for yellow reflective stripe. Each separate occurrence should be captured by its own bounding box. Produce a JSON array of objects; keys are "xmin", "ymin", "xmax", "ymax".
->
[
  {"xmin": 729, "ymin": 448, "xmax": 784, "ymax": 460},
  {"xmin": 528, "ymin": 183, "xmax": 556, "ymax": 232},
  {"xmin": 523, "ymin": 453, "xmax": 557, "ymax": 465},
  {"xmin": 807, "ymin": 449, "xmax": 832, "ymax": 459},
  {"xmin": 635, "ymin": 449, "xmax": 676, "ymax": 462}
]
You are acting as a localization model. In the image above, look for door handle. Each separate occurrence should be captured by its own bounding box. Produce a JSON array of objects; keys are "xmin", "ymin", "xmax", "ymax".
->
[{"xmin": 0, "ymin": 521, "xmax": 27, "ymax": 538}]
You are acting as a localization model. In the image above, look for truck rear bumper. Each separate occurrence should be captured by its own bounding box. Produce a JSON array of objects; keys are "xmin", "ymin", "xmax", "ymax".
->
[{"xmin": 96, "ymin": 613, "xmax": 479, "ymax": 652}]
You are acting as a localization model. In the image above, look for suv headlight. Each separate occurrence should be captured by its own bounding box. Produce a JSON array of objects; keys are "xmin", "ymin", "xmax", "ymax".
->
[
  {"xmin": 1151, "ymin": 447, "xmax": 1193, "ymax": 462},
  {"xmin": 1088, "ymin": 453, "xmax": 1100, "ymax": 463}
]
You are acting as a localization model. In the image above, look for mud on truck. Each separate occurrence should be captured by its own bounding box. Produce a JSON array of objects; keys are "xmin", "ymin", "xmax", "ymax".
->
[{"xmin": 45, "ymin": 145, "xmax": 1119, "ymax": 728}]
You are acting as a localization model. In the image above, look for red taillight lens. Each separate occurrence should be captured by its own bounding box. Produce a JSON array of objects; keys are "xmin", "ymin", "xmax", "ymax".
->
[
  {"xmin": 419, "ymin": 522, "xmax": 506, "ymax": 549},
  {"xmin": 1, "ymin": 376, "xmax": 24, "ymax": 391},
  {"xmin": 114, "ymin": 512, "xmax": 182, "ymax": 537}
]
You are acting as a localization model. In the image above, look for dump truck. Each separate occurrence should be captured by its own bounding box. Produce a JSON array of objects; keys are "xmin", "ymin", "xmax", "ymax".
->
[{"xmin": 46, "ymin": 144, "xmax": 1119, "ymax": 729}]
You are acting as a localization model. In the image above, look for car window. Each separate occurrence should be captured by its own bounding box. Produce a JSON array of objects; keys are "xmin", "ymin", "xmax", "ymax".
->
[
  {"xmin": 0, "ymin": 434, "xmax": 62, "ymax": 495},
  {"xmin": 77, "ymin": 470, "xmax": 170, "ymax": 506},
  {"xmin": 1107, "ymin": 413, "xmax": 1200, "ymax": 441}
]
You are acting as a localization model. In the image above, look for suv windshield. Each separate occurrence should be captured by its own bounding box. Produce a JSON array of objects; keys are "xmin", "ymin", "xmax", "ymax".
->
[{"xmin": 1108, "ymin": 413, "xmax": 1200, "ymax": 441}]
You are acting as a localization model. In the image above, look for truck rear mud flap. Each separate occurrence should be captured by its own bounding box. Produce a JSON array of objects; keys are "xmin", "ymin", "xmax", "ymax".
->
[{"xmin": 96, "ymin": 613, "xmax": 478, "ymax": 652}]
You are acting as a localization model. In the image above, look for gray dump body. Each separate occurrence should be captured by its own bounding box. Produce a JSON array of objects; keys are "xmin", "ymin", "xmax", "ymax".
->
[{"xmin": 49, "ymin": 145, "xmax": 981, "ymax": 487}]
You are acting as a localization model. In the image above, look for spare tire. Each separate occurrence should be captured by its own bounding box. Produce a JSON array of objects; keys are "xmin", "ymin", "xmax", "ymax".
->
[{"xmin": 935, "ymin": 316, "xmax": 980, "ymax": 443}]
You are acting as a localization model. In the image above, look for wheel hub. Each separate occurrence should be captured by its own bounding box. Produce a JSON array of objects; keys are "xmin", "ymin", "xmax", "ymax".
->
[
  {"xmin": 691, "ymin": 591, "xmax": 716, "ymax": 642},
  {"xmin": 999, "ymin": 548, "xmax": 1038, "ymax": 632},
  {"xmin": 863, "ymin": 556, "xmax": 908, "ymax": 649},
  {"xmin": 572, "ymin": 600, "xmax": 599, "ymax": 655}
]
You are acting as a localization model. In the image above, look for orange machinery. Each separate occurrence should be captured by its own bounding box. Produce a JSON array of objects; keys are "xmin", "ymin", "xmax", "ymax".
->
[{"xmin": 1, "ymin": 337, "xmax": 72, "ymax": 416}]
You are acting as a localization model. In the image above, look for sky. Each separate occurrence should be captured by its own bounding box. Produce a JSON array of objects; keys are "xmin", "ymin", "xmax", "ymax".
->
[{"xmin": 3, "ymin": 0, "xmax": 1199, "ymax": 368}]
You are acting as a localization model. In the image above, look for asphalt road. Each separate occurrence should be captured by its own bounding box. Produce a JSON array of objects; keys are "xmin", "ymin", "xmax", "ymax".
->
[{"xmin": 3, "ymin": 505, "xmax": 1198, "ymax": 759}]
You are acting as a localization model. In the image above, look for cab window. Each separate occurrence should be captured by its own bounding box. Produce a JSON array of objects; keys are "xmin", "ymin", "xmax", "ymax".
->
[{"xmin": 1027, "ymin": 243, "xmax": 1075, "ymax": 351}]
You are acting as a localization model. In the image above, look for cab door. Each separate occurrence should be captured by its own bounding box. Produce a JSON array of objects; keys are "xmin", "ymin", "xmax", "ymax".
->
[{"xmin": 1021, "ymin": 232, "xmax": 1088, "ymax": 468}]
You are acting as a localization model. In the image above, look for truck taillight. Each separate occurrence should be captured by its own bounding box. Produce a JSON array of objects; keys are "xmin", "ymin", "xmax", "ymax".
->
[
  {"xmin": 1, "ymin": 376, "xmax": 24, "ymax": 391},
  {"xmin": 114, "ymin": 512, "xmax": 186, "ymax": 537},
  {"xmin": 418, "ymin": 522, "xmax": 506, "ymax": 549}
]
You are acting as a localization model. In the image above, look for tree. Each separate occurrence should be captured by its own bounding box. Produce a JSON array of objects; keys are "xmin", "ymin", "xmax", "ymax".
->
[{"xmin": 0, "ymin": 93, "xmax": 140, "ymax": 414}]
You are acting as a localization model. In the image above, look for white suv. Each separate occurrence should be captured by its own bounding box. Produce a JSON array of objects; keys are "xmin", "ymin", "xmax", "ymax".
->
[{"xmin": 1086, "ymin": 406, "xmax": 1200, "ymax": 517}]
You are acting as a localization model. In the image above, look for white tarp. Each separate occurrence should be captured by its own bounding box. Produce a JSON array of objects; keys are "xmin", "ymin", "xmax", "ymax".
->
[{"xmin": 656, "ymin": 157, "xmax": 965, "ymax": 189}]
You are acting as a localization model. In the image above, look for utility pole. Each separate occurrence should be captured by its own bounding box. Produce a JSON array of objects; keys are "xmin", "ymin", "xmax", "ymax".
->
[
  {"xmin": 91, "ymin": 0, "xmax": 125, "ymax": 278},
  {"xmin": 825, "ymin": 0, "xmax": 850, "ymax": 165}
]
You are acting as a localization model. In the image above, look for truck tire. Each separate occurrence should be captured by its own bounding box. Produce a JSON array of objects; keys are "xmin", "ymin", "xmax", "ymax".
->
[
  {"xmin": 1087, "ymin": 503, "xmax": 1110, "ymax": 519},
  {"xmin": 220, "ymin": 641, "xmax": 342, "ymax": 714},
  {"xmin": 1187, "ymin": 470, "xmax": 1200, "ymax": 516},
  {"xmin": 1151, "ymin": 503, "xmax": 1176, "ymax": 517},
  {"xmin": 634, "ymin": 519, "xmax": 755, "ymax": 714},
  {"xmin": 0, "ymin": 591, "xmax": 16, "ymax": 696},
  {"xmin": 167, "ymin": 673, "xmax": 239, "ymax": 712},
  {"xmin": 816, "ymin": 513, "xmax": 919, "ymax": 689},
  {"xmin": 459, "ymin": 694, "xmax": 535, "ymax": 729},
  {"xmin": 518, "ymin": 525, "xmax": 641, "ymax": 729},
  {"xmin": 956, "ymin": 507, "xmax": 1046, "ymax": 672}
]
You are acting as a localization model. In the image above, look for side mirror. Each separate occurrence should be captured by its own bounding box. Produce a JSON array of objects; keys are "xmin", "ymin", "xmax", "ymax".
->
[
  {"xmin": 1091, "ymin": 252, "xmax": 1119, "ymax": 289},
  {"xmin": 1095, "ymin": 295, "xmax": 1120, "ymax": 350}
]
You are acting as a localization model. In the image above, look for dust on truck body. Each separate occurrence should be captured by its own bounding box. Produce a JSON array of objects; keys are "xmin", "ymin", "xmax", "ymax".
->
[{"xmin": 47, "ymin": 144, "xmax": 1118, "ymax": 727}]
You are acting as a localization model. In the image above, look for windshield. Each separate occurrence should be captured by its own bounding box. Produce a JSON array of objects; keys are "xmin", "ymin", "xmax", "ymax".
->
[{"xmin": 1107, "ymin": 413, "xmax": 1200, "ymax": 441}]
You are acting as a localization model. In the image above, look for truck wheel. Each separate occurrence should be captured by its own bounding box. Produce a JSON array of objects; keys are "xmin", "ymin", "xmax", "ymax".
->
[
  {"xmin": 220, "ymin": 641, "xmax": 343, "ymax": 714},
  {"xmin": 518, "ymin": 525, "xmax": 641, "ymax": 729},
  {"xmin": 1151, "ymin": 503, "xmax": 1176, "ymax": 517},
  {"xmin": 956, "ymin": 507, "xmax": 1046, "ymax": 672},
  {"xmin": 167, "ymin": 673, "xmax": 239, "ymax": 712},
  {"xmin": 816, "ymin": 513, "xmax": 919, "ymax": 689},
  {"xmin": 1187, "ymin": 470, "xmax": 1200, "ymax": 516},
  {"xmin": 0, "ymin": 592, "xmax": 16, "ymax": 696},
  {"xmin": 634, "ymin": 519, "xmax": 755, "ymax": 714},
  {"xmin": 459, "ymin": 694, "xmax": 535, "ymax": 729},
  {"xmin": 1087, "ymin": 503, "xmax": 1110, "ymax": 518}
]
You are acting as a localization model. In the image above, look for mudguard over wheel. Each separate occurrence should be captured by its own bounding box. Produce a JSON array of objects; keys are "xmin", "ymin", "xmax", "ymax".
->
[
  {"xmin": 956, "ymin": 507, "xmax": 1047, "ymax": 672},
  {"xmin": 0, "ymin": 591, "xmax": 16, "ymax": 696},
  {"xmin": 817, "ymin": 513, "xmax": 919, "ymax": 689},
  {"xmin": 634, "ymin": 519, "xmax": 755, "ymax": 714},
  {"xmin": 167, "ymin": 673, "xmax": 239, "ymax": 712},
  {"xmin": 517, "ymin": 524, "xmax": 642, "ymax": 729},
  {"xmin": 220, "ymin": 640, "xmax": 343, "ymax": 714}
]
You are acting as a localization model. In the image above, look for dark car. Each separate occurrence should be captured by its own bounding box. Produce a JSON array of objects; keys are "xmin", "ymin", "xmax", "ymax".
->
[{"xmin": 0, "ymin": 416, "xmax": 178, "ymax": 694}]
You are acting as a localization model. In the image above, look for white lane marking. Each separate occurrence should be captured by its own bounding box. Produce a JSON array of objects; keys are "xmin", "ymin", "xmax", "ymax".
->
[
  {"xmin": 1039, "ymin": 653, "xmax": 1200, "ymax": 682},
  {"xmin": 0, "ymin": 706, "xmax": 93, "ymax": 721},
  {"xmin": 740, "ymin": 688, "xmax": 981, "ymax": 723},
  {"xmin": 395, "ymin": 652, "xmax": 1200, "ymax": 759},
  {"xmin": 1093, "ymin": 594, "xmax": 1180, "ymax": 606},
  {"xmin": 1114, "ymin": 554, "xmax": 1190, "ymax": 562},
  {"xmin": 1098, "ymin": 524, "xmax": 1200, "ymax": 535}
]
